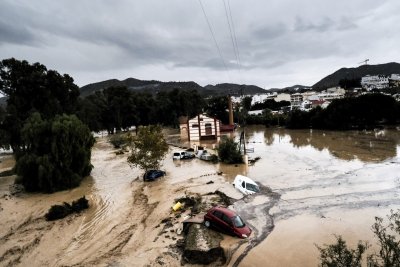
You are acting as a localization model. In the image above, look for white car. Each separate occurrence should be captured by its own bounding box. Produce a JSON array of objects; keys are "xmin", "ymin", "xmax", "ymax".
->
[
  {"xmin": 173, "ymin": 151, "xmax": 195, "ymax": 160},
  {"xmin": 233, "ymin": 175, "xmax": 260, "ymax": 195}
]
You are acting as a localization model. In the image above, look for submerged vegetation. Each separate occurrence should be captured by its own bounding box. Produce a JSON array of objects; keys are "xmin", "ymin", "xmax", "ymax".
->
[
  {"xmin": 217, "ymin": 137, "xmax": 243, "ymax": 164},
  {"xmin": 317, "ymin": 210, "xmax": 400, "ymax": 267},
  {"xmin": 127, "ymin": 125, "xmax": 169, "ymax": 172},
  {"xmin": 45, "ymin": 196, "xmax": 89, "ymax": 221}
]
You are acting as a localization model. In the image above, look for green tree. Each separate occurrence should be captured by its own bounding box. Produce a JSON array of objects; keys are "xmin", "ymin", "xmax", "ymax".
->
[
  {"xmin": 206, "ymin": 96, "xmax": 229, "ymax": 124},
  {"xmin": 317, "ymin": 235, "xmax": 368, "ymax": 267},
  {"xmin": 217, "ymin": 136, "xmax": 243, "ymax": 164},
  {"xmin": 76, "ymin": 92, "xmax": 106, "ymax": 132},
  {"xmin": 15, "ymin": 113, "xmax": 95, "ymax": 193},
  {"xmin": 369, "ymin": 210, "xmax": 400, "ymax": 267},
  {"xmin": 0, "ymin": 58, "xmax": 79, "ymax": 154},
  {"xmin": 127, "ymin": 125, "xmax": 169, "ymax": 172},
  {"xmin": 318, "ymin": 210, "xmax": 400, "ymax": 267},
  {"xmin": 241, "ymin": 96, "xmax": 253, "ymax": 112},
  {"xmin": 103, "ymin": 86, "xmax": 137, "ymax": 133}
]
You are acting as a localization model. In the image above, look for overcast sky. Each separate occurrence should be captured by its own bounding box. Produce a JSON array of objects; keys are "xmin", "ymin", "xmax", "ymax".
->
[{"xmin": 1, "ymin": 0, "xmax": 400, "ymax": 89}]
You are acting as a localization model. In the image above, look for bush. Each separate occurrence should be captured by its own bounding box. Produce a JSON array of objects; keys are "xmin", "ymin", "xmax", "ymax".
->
[
  {"xmin": 45, "ymin": 202, "xmax": 72, "ymax": 221},
  {"xmin": 109, "ymin": 133, "xmax": 128, "ymax": 149},
  {"xmin": 16, "ymin": 113, "xmax": 95, "ymax": 193},
  {"xmin": 45, "ymin": 196, "xmax": 89, "ymax": 221},
  {"xmin": 217, "ymin": 137, "xmax": 243, "ymax": 164},
  {"xmin": 316, "ymin": 235, "xmax": 367, "ymax": 267},
  {"xmin": 318, "ymin": 210, "xmax": 400, "ymax": 267}
]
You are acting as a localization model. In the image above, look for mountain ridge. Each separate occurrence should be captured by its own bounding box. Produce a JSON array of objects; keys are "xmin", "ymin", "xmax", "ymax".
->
[
  {"xmin": 79, "ymin": 62, "xmax": 400, "ymax": 97},
  {"xmin": 312, "ymin": 62, "xmax": 400, "ymax": 90}
]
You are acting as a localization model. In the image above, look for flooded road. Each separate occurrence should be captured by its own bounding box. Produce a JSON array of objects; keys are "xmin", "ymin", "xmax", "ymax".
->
[{"xmin": 224, "ymin": 126, "xmax": 400, "ymax": 266}]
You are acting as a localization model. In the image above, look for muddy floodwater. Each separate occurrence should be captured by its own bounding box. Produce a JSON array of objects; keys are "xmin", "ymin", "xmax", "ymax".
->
[
  {"xmin": 1, "ymin": 126, "xmax": 400, "ymax": 266},
  {"xmin": 225, "ymin": 126, "xmax": 400, "ymax": 267}
]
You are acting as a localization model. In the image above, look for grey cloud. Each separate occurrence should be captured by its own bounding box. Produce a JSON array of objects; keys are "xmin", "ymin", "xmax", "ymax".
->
[
  {"xmin": 294, "ymin": 16, "xmax": 335, "ymax": 32},
  {"xmin": 252, "ymin": 23, "xmax": 288, "ymax": 40},
  {"xmin": 0, "ymin": 19, "xmax": 36, "ymax": 45}
]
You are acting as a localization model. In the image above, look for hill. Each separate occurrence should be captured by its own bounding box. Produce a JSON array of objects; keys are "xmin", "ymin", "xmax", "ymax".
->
[
  {"xmin": 80, "ymin": 79, "xmax": 267, "ymax": 97},
  {"xmin": 313, "ymin": 62, "xmax": 400, "ymax": 90},
  {"xmin": 203, "ymin": 83, "xmax": 267, "ymax": 96}
]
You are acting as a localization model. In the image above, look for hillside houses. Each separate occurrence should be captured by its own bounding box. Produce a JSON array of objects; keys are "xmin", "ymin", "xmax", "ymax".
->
[
  {"xmin": 231, "ymin": 80, "xmax": 400, "ymax": 115},
  {"xmin": 361, "ymin": 74, "xmax": 400, "ymax": 90}
]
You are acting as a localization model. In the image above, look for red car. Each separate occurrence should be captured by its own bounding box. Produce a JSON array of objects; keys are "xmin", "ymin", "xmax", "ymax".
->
[{"xmin": 203, "ymin": 206, "xmax": 252, "ymax": 238}]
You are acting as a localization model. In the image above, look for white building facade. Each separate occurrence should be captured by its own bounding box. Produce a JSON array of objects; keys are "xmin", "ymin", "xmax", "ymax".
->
[{"xmin": 180, "ymin": 114, "xmax": 221, "ymax": 141}]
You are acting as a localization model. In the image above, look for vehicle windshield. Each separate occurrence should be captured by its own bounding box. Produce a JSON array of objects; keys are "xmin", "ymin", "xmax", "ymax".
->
[
  {"xmin": 173, "ymin": 153, "xmax": 180, "ymax": 156},
  {"xmin": 246, "ymin": 183, "xmax": 260, "ymax": 192},
  {"xmin": 231, "ymin": 215, "xmax": 245, "ymax": 228}
]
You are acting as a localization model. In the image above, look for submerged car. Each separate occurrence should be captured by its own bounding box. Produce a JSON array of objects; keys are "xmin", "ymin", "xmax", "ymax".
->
[
  {"xmin": 173, "ymin": 151, "xmax": 195, "ymax": 160},
  {"xmin": 143, "ymin": 170, "xmax": 166, "ymax": 181},
  {"xmin": 233, "ymin": 175, "xmax": 260, "ymax": 195},
  {"xmin": 203, "ymin": 206, "xmax": 252, "ymax": 238}
]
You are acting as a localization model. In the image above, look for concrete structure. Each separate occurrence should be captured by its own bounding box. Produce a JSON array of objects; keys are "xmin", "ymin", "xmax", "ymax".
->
[
  {"xmin": 180, "ymin": 114, "xmax": 221, "ymax": 141},
  {"xmin": 361, "ymin": 75, "xmax": 389, "ymax": 90},
  {"xmin": 275, "ymin": 93, "xmax": 291, "ymax": 102},
  {"xmin": 317, "ymin": 87, "xmax": 345, "ymax": 101},
  {"xmin": 302, "ymin": 91, "xmax": 318, "ymax": 100},
  {"xmin": 248, "ymin": 110, "xmax": 263, "ymax": 115},
  {"xmin": 389, "ymin": 74, "xmax": 400, "ymax": 87},
  {"xmin": 290, "ymin": 93, "xmax": 303, "ymax": 109}
]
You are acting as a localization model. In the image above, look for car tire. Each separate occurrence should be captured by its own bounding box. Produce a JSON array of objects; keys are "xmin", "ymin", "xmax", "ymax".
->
[{"xmin": 204, "ymin": 220, "xmax": 211, "ymax": 228}]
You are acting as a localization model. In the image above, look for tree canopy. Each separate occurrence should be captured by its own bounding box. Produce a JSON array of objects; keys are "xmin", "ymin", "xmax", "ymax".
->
[
  {"xmin": 16, "ymin": 113, "xmax": 95, "ymax": 192},
  {"xmin": 0, "ymin": 58, "xmax": 80, "ymax": 153},
  {"xmin": 217, "ymin": 136, "xmax": 243, "ymax": 164},
  {"xmin": 127, "ymin": 125, "xmax": 169, "ymax": 172}
]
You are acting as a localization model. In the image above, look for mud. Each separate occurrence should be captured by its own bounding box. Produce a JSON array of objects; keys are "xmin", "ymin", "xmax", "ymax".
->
[{"xmin": 1, "ymin": 126, "xmax": 399, "ymax": 266}]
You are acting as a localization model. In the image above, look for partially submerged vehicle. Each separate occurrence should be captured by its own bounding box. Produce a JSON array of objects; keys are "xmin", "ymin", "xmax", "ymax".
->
[
  {"xmin": 233, "ymin": 175, "xmax": 260, "ymax": 195},
  {"xmin": 196, "ymin": 149, "xmax": 214, "ymax": 161},
  {"xmin": 199, "ymin": 151, "xmax": 213, "ymax": 161},
  {"xmin": 143, "ymin": 170, "xmax": 166, "ymax": 181},
  {"xmin": 203, "ymin": 206, "xmax": 251, "ymax": 238},
  {"xmin": 173, "ymin": 151, "xmax": 195, "ymax": 160}
]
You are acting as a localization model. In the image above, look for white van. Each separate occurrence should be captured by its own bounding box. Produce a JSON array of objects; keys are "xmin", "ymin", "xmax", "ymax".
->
[{"xmin": 233, "ymin": 175, "xmax": 260, "ymax": 195}]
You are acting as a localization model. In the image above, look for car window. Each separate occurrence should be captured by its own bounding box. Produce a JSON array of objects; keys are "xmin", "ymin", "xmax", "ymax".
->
[
  {"xmin": 213, "ymin": 210, "xmax": 223, "ymax": 219},
  {"xmin": 173, "ymin": 153, "xmax": 180, "ymax": 156},
  {"xmin": 246, "ymin": 183, "xmax": 260, "ymax": 192},
  {"xmin": 222, "ymin": 214, "xmax": 232, "ymax": 225},
  {"xmin": 241, "ymin": 181, "xmax": 245, "ymax": 188},
  {"xmin": 231, "ymin": 215, "xmax": 245, "ymax": 228}
]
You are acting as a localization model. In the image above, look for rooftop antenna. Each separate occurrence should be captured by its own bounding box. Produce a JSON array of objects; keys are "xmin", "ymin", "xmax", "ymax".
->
[{"xmin": 358, "ymin": 59, "xmax": 369, "ymax": 65}]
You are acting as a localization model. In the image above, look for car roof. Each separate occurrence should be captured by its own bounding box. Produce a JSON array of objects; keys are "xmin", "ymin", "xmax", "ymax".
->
[
  {"xmin": 212, "ymin": 206, "xmax": 237, "ymax": 217},
  {"xmin": 234, "ymin": 175, "xmax": 258, "ymax": 186}
]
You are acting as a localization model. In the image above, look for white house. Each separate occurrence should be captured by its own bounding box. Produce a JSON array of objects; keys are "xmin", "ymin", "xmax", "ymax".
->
[
  {"xmin": 361, "ymin": 75, "xmax": 389, "ymax": 90},
  {"xmin": 180, "ymin": 114, "xmax": 221, "ymax": 141},
  {"xmin": 290, "ymin": 93, "xmax": 303, "ymax": 109},
  {"xmin": 275, "ymin": 93, "xmax": 291, "ymax": 102}
]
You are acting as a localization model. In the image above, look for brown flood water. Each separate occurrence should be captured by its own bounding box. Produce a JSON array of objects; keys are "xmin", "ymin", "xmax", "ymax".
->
[
  {"xmin": 1, "ymin": 126, "xmax": 399, "ymax": 266},
  {"xmin": 223, "ymin": 126, "xmax": 400, "ymax": 267}
]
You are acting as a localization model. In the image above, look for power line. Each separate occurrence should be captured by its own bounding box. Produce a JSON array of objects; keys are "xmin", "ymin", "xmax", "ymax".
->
[
  {"xmin": 198, "ymin": 0, "xmax": 230, "ymax": 79},
  {"xmin": 223, "ymin": 0, "xmax": 241, "ymax": 72},
  {"xmin": 227, "ymin": 0, "xmax": 242, "ymax": 69}
]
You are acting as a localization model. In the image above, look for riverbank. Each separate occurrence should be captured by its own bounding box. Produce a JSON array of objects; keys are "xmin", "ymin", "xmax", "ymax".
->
[{"xmin": 0, "ymin": 136, "xmax": 258, "ymax": 266}]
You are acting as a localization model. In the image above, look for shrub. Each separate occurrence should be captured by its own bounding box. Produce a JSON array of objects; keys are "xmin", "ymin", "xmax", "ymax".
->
[
  {"xmin": 318, "ymin": 210, "xmax": 400, "ymax": 267},
  {"xmin": 109, "ymin": 133, "xmax": 128, "ymax": 149},
  {"xmin": 16, "ymin": 113, "xmax": 95, "ymax": 193},
  {"xmin": 217, "ymin": 137, "xmax": 243, "ymax": 164},
  {"xmin": 45, "ymin": 196, "xmax": 89, "ymax": 221}
]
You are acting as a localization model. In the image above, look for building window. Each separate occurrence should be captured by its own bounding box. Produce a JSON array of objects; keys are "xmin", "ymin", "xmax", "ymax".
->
[{"xmin": 192, "ymin": 124, "xmax": 199, "ymax": 128}]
